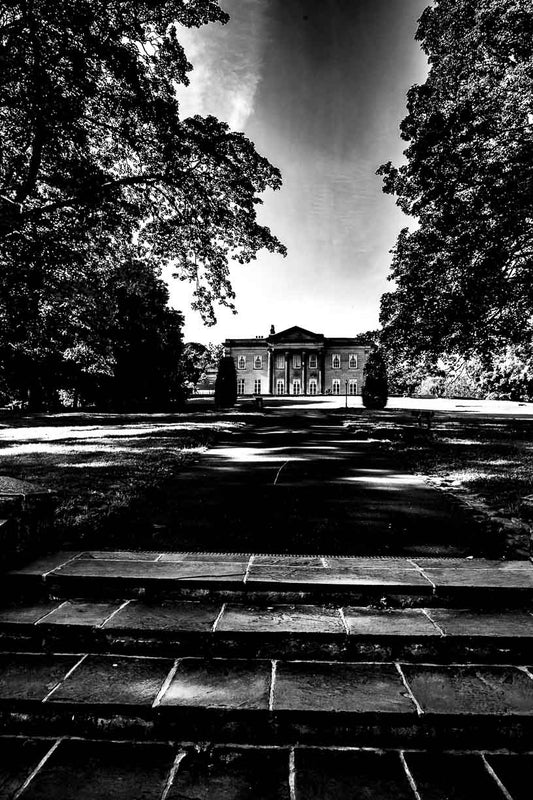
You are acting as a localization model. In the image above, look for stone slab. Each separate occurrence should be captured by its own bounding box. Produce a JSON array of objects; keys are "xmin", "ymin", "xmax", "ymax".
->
[
  {"xmin": 402, "ymin": 664, "xmax": 533, "ymax": 716},
  {"xmin": 46, "ymin": 655, "xmax": 172, "ymax": 706},
  {"xmin": 414, "ymin": 558, "xmax": 533, "ymax": 570},
  {"xmin": 424, "ymin": 567, "xmax": 533, "ymax": 590},
  {"xmin": 247, "ymin": 565, "xmax": 432, "ymax": 592},
  {"xmin": 0, "ymin": 653, "xmax": 80, "ymax": 701},
  {"xmin": 326, "ymin": 558, "xmax": 416, "ymax": 570},
  {"xmin": 8, "ymin": 552, "xmax": 81, "ymax": 576},
  {"xmin": 253, "ymin": 556, "xmax": 326, "ymax": 567},
  {"xmin": 79, "ymin": 551, "xmax": 162, "ymax": 562},
  {"xmin": 37, "ymin": 601, "xmax": 122, "ymax": 628},
  {"xmin": 217, "ymin": 605, "xmax": 344, "ymax": 634},
  {"xmin": 427, "ymin": 609, "xmax": 533, "ymax": 638},
  {"xmin": 273, "ymin": 662, "xmax": 416, "ymax": 715},
  {"xmin": 104, "ymin": 600, "xmax": 222, "ymax": 632},
  {"xmin": 51, "ymin": 559, "xmax": 247, "ymax": 583},
  {"xmin": 485, "ymin": 753, "xmax": 533, "ymax": 800},
  {"xmin": 0, "ymin": 601, "xmax": 61, "ymax": 626},
  {"xmin": 167, "ymin": 746, "xmax": 290, "ymax": 799},
  {"xmin": 294, "ymin": 748, "xmax": 414, "ymax": 799},
  {"xmin": 159, "ymin": 658, "xmax": 271, "ymax": 709},
  {"xmin": 343, "ymin": 608, "xmax": 439, "ymax": 637},
  {"xmin": 20, "ymin": 739, "xmax": 176, "ymax": 800},
  {"xmin": 404, "ymin": 752, "xmax": 505, "ymax": 800},
  {"xmin": 160, "ymin": 552, "xmax": 251, "ymax": 563},
  {"xmin": 0, "ymin": 737, "xmax": 57, "ymax": 798}
]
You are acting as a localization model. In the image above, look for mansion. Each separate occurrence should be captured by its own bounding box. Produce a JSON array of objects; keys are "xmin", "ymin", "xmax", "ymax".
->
[{"xmin": 224, "ymin": 326, "xmax": 371, "ymax": 396}]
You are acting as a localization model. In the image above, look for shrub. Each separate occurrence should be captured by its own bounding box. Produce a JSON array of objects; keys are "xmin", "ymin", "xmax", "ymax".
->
[
  {"xmin": 215, "ymin": 356, "xmax": 237, "ymax": 408},
  {"xmin": 362, "ymin": 349, "xmax": 388, "ymax": 409}
]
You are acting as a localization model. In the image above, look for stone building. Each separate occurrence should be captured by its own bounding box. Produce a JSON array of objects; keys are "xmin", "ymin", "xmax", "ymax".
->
[{"xmin": 224, "ymin": 325, "xmax": 371, "ymax": 396}]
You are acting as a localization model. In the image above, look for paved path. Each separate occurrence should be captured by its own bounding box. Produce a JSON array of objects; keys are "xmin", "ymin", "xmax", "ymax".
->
[{"xmin": 153, "ymin": 412, "xmax": 481, "ymax": 556}]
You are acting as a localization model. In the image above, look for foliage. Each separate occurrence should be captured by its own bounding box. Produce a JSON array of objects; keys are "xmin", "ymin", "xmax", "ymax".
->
[
  {"xmin": 362, "ymin": 348, "xmax": 388, "ymax": 409},
  {"xmin": 182, "ymin": 340, "xmax": 223, "ymax": 392},
  {"xmin": 214, "ymin": 355, "xmax": 237, "ymax": 408},
  {"xmin": 378, "ymin": 0, "xmax": 533, "ymax": 358},
  {"xmin": 0, "ymin": 0, "xmax": 286, "ymax": 407}
]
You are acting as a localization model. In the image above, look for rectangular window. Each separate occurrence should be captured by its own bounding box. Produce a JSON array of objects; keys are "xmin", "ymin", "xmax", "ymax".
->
[
  {"xmin": 276, "ymin": 379, "xmax": 284, "ymax": 395},
  {"xmin": 292, "ymin": 354, "xmax": 301, "ymax": 369},
  {"xmin": 254, "ymin": 379, "xmax": 261, "ymax": 394},
  {"xmin": 332, "ymin": 379, "xmax": 340, "ymax": 395},
  {"xmin": 349, "ymin": 380, "xmax": 357, "ymax": 395},
  {"xmin": 332, "ymin": 354, "xmax": 341, "ymax": 369},
  {"xmin": 292, "ymin": 379, "xmax": 301, "ymax": 395},
  {"xmin": 349, "ymin": 354, "xmax": 358, "ymax": 369},
  {"xmin": 254, "ymin": 355, "xmax": 263, "ymax": 369},
  {"xmin": 309, "ymin": 380, "xmax": 317, "ymax": 395},
  {"xmin": 275, "ymin": 354, "xmax": 284, "ymax": 369},
  {"xmin": 308, "ymin": 354, "xmax": 317, "ymax": 369},
  {"xmin": 237, "ymin": 355, "xmax": 246, "ymax": 370},
  {"xmin": 237, "ymin": 378, "xmax": 245, "ymax": 395}
]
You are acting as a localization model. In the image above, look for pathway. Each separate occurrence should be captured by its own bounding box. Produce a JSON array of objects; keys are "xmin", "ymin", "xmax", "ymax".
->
[{"xmin": 153, "ymin": 411, "xmax": 482, "ymax": 555}]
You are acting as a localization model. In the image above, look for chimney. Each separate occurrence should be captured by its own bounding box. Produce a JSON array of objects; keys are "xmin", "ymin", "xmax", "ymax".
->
[{"xmin": 270, "ymin": 324, "xmax": 275, "ymax": 335}]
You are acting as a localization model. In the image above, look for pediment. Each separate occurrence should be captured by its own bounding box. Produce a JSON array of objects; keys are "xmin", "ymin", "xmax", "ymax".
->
[{"xmin": 268, "ymin": 326, "xmax": 324, "ymax": 344}]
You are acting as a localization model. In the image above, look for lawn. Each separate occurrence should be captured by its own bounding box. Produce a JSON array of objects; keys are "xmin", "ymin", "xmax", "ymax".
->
[
  {"xmin": 0, "ymin": 413, "xmax": 243, "ymax": 550},
  {"xmin": 344, "ymin": 411, "xmax": 533, "ymax": 529}
]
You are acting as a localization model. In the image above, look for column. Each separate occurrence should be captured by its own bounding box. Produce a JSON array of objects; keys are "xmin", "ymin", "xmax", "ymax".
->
[
  {"xmin": 319, "ymin": 349, "xmax": 326, "ymax": 394},
  {"xmin": 302, "ymin": 350, "xmax": 307, "ymax": 395},
  {"xmin": 285, "ymin": 352, "xmax": 290, "ymax": 395},
  {"xmin": 268, "ymin": 349, "xmax": 274, "ymax": 395}
]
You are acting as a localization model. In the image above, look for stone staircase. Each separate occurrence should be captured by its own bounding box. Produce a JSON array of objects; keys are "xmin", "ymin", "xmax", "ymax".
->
[{"xmin": 1, "ymin": 551, "xmax": 533, "ymax": 798}]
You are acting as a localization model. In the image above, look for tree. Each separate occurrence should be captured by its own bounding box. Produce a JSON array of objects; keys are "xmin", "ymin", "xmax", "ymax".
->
[
  {"xmin": 362, "ymin": 349, "xmax": 388, "ymax": 409},
  {"xmin": 0, "ymin": 1, "xmax": 286, "ymax": 406},
  {"xmin": 378, "ymin": 0, "xmax": 533, "ymax": 359},
  {"xmin": 214, "ymin": 355, "xmax": 237, "ymax": 408}
]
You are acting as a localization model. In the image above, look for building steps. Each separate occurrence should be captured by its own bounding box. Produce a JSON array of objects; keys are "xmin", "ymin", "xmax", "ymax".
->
[
  {"xmin": 2, "ymin": 551, "xmax": 533, "ymax": 796},
  {"xmin": 6, "ymin": 551, "xmax": 533, "ymax": 607}
]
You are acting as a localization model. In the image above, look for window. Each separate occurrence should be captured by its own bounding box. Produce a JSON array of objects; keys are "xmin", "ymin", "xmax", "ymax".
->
[
  {"xmin": 275, "ymin": 354, "xmax": 284, "ymax": 369},
  {"xmin": 332, "ymin": 354, "xmax": 340, "ymax": 369},
  {"xmin": 332, "ymin": 379, "xmax": 340, "ymax": 395},
  {"xmin": 349, "ymin": 380, "xmax": 357, "ymax": 395},
  {"xmin": 254, "ymin": 355, "xmax": 263, "ymax": 369},
  {"xmin": 254, "ymin": 379, "xmax": 262, "ymax": 394},
  {"xmin": 292, "ymin": 354, "xmax": 301, "ymax": 369},
  {"xmin": 237, "ymin": 378, "xmax": 245, "ymax": 395},
  {"xmin": 349, "ymin": 354, "xmax": 358, "ymax": 369},
  {"xmin": 276, "ymin": 379, "xmax": 284, "ymax": 395},
  {"xmin": 237, "ymin": 355, "xmax": 246, "ymax": 370},
  {"xmin": 292, "ymin": 379, "xmax": 301, "ymax": 395},
  {"xmin": 308, "ymin": 354, "xmax": 317, "ymax": 369},
  {"xmin": 309, "ymin": 379, "xmax": 317, "ymax": 395}
]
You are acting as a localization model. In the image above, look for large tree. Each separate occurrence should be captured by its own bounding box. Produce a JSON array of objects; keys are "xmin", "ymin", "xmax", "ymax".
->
[
  {"xmin": 378, "ymin": 0, "xmax": 533, "ymax": 358},
  {"xmin": 0, "ymin": 1, "xmax": 285, "ymax": 405}
]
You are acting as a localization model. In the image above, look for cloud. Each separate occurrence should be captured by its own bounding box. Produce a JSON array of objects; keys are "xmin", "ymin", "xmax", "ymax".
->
[{"xmin": 175, "ymin": 0, "xmax": 270, "ymax": 131}]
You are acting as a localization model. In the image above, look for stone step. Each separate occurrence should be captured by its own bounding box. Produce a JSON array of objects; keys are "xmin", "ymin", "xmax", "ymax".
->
[
  {"xmin": 2, "ymin": 738, "xmax": 531, "ymax": 800},
  {"xmin": 3, "ymin": 599, "xmax": 533, "ymax": 664},
  {"xmin": 6, "ymin": 551, "xmax": 533, "ymax": 607},
  {"xmin": 1, "ymin": 652, "xmax": 533, "ymax": 748}
]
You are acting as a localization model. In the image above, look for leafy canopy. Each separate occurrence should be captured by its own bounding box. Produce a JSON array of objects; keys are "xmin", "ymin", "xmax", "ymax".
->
[
  {"xmin": 378, "ymin": 0, "xmax": 533, "ymax": 358},
  {"xmin": 0, "ymin": 0, "xmax": 286, "ymax": 323}
]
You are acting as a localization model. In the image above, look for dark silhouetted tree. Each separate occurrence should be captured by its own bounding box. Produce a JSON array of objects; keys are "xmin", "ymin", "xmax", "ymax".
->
[
  {"xmin": 0, "ymin": 1, "xmax": 286, "ymax": 407},
  {"xmin": 215, "ymin": 355, "xmax": 237, "ymax": 408},
  {"xmin": 378, "ymin": 0, "xmax": 533, "ymax": 360},
  {"xmin": 362, "ymin": 349, "xmax": 388, "ymax": 409}
]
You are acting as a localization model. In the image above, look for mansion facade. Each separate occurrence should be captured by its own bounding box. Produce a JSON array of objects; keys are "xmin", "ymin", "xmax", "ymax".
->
[{"xmin": 224, "ymin": 326, "xmax": 371, "ymax": 396}]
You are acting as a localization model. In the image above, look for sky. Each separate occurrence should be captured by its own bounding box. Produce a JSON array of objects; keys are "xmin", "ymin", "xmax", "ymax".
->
[{"xmin": 171, "ymin": 0, "xmax": 429, "ymax": 344}]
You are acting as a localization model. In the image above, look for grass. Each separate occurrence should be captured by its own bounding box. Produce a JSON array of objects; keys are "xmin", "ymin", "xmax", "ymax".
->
[
  {"xmin": 344, "ymin": 411, "xmax": 533, "ymax": 524},
  {"xmin": 0, "ymin": 413, "xmax": 243, "ymax": 550}
]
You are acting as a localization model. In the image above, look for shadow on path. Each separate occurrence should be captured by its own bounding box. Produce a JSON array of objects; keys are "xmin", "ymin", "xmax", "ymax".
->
[{"xmin": 151, "ymin": 413, "xmax": 483, "ymax": 556}]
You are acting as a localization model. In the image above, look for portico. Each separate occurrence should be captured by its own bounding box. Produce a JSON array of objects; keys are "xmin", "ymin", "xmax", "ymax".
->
[{"xmin": 225, "ymin": 325, "xmax": 370, "ymax": 396}]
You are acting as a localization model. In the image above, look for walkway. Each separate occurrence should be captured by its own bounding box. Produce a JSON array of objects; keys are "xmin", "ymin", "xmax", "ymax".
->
[{"xmin": 153, "ymin": 412, "xmax": 481, "ymax": 556}]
